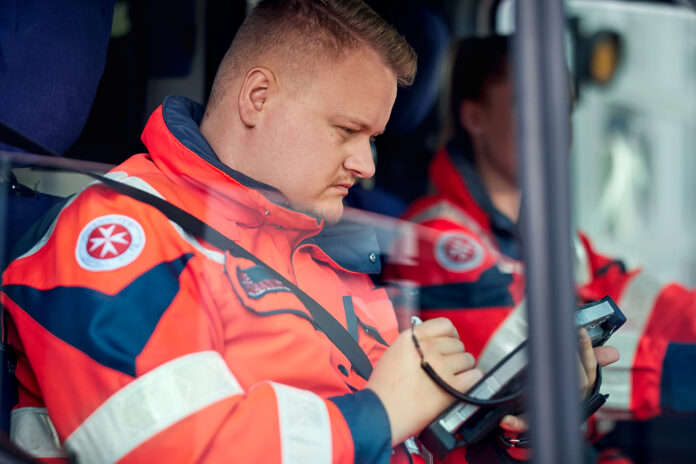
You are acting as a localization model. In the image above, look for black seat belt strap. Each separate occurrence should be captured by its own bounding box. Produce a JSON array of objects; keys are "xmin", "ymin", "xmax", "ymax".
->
[
  {"xmin": 93, "ymin": 173, "xmax": 375, "ymax": 380},
  {"xmin": 0, "ymin": 120, "xmax": 375, "ymax": 380}
]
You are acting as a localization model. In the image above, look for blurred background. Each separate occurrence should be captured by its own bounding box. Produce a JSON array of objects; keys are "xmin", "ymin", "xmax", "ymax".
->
[
  {"xmin": 1, "ymin": 0, "xmax": 695, "ymax": 461},
  {"xmin": 9, "ymin": 0, "xmax": 694, "ymax": 284}
]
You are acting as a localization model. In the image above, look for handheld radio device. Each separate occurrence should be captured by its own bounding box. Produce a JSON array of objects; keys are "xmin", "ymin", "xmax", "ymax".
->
[{"xmin": 419, "ymin": 296, "xmax": 626, "ymax": 460}]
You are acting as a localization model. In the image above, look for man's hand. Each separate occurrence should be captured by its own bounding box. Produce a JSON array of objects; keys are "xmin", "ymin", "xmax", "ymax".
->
[
  {"xmin": 366, "ymin": 318, "xmax": 483, "ymax": 446},
  {"xmin": 499, "ymin": 328, "xmax": 621, "ymax": 433},
  {"xmin": 578, "ymin": 328, "xmax": 620, "ymax": 399}
]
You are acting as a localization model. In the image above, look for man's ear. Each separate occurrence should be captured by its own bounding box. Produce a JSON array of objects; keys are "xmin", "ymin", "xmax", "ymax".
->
[
  {"xmin": 238, "ymin": 67, "xmax": 274, "ymax": 128},
  {"xmin": 459, "ymin": 100, "xmax": 485, "ymax": 136}
]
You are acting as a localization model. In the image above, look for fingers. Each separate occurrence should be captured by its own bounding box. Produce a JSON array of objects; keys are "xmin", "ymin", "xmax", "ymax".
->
[
  {"xmin": 410, "ymin": 318, "xmax": 480, "ymax": 394},
  {"xmin": 577, "ymin": 328, "xmax": 597, "ymax": 391},
  {"xmin": 577, "ymin": 352, "xmax": 590, "ymax": 399},
  {"xmin": 575, "ymin": 329, "xmax": 621, "ymax": 399},
  {"xmin": 451, "ymin": 367, "xmax": 484, "ymax": 393},
  {"xmin": 419, "ymin": 336, "xmax": 465, "ymax": 356},
  {"xmin": 440, "ymin": 351, "xmax": 476, "ymax": 374},
  {"xmin": 594, "ymin": 346, "xmax": 619, "ymax": 367},
  {"xmin": 500, "ymin": 414, "xmax": 528, "ymax": 433},
  {"xmin": 413, "ymin": 317, "xmax": 459, "ymax": 340},
  {"xmin": 434, "ymin": 337, "xmax": 466, "ymax": 356},
  {"xmin": 366, "ymin": 317, "xmax": 478, "ymax": 445},
  {"xmin": 417, "ymin": 330, "xmax": 476, "ymax": 385}
]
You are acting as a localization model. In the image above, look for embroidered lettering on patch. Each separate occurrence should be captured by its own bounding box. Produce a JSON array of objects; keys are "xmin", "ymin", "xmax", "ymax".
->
[
  {"xmin": 434, "ymin": 232, "xmax": 485, "ymax": 272},
  {"xmin": 237, "ymin": 266, "xmax": 291, "ymax": 299},
  {"xmin": 76, "ymin": 214, "xmax": 145, "ymax": 272}
]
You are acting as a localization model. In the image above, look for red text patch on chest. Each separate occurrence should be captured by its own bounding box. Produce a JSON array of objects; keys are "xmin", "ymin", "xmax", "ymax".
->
[{"xmin": 237, "ymin": 265, "xmax": 291, "ymax": 299}]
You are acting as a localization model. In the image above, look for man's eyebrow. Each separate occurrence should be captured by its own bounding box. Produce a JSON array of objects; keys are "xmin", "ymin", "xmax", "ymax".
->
[
  {"xmin": 336, "ymin": 116, "xmax": 369, "ymax": 128},
  {"xmin": 335, "ymin": 116, "xmax": 384, "ymax": 135}
]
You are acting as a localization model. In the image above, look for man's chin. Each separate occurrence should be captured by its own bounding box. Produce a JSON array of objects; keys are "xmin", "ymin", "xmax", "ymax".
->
[
  {"xmin": 323, "ymin": 213, "xmax": 342, "ymax": 226},
  {"xmin": 292, "ymin": 201, "xmax": 344, "ymax": 225},
  {"xmin": 315, "ymin": 204, "xmax": 344, "ymax": 225}
]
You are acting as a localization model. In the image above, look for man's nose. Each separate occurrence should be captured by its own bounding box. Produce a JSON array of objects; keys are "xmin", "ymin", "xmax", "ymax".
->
[{"xmin": 344, "ymin": 139, "xmax": 376, "ymax": 178}]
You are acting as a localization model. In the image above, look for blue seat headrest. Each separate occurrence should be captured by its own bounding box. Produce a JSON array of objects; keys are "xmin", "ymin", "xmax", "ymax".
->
[
  {"xmin": 387, "ymin": 4, "xmax": 451, "ymax": 135},
  {"xmin": 0, "ymin": 1, "xmax": 116, "ymax": 155}
]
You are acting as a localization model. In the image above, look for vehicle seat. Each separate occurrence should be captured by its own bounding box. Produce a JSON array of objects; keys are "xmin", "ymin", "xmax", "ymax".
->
[
  {"xmin": 348, "ymin": 3, "xmax": 451, "ymax": 215},
  {"xmin": 1, "ymin": 177, "xmax": 65, "ymax": 435}
]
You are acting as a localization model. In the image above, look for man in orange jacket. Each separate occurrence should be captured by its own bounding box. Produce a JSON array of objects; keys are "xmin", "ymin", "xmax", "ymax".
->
[
  {"xmin": 0, "ymin": 2, "xmax": 493, "ymax": 462},
  {"xmin": 384, "ymin": 35, "xmax": 696, "ymax": 462},
  {"xmin": 1, "ymin": 3, "xmax": 614, "ymax": 462}
]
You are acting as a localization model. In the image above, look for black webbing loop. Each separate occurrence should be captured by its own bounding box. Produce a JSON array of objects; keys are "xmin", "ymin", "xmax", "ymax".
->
[{"xmin": 581, "ymin": 363, "xmax": 607, "ymax": 421}]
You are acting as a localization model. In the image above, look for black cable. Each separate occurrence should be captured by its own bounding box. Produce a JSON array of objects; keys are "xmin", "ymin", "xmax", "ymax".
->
[{"xmin": 410, "ymin": 320, "xmax": 524, "ymax": 407}]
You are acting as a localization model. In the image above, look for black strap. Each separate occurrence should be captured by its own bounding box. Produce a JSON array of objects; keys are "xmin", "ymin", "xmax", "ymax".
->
[
  {"xmin": 0, "ymin": 122, "xmax": 53, "ymax": 157},
  {"xmin": 497, "ymin": 363, "xmax": 607, "ymax": 452},
  {"xmin": 0, "ymin": 120, "xmax": 375, "ymax": 380},
  {"xmin": 581, "ymin": 364, "xmax": 608, "ymax": 421}
]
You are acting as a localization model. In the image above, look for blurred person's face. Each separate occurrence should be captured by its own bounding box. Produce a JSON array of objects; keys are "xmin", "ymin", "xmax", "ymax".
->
[
  {"xmin": 460, "ymin": 72, "xmax": 518, "ymax": 188},
  {"xmin": 239, "ymin": 47, "xmax": 397, "ymax": 224}
]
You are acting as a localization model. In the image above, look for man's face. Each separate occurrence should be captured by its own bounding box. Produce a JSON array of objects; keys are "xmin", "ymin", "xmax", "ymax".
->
[
  {"xmin": 476, "ymin": 74, "xmax": 518, "ymax": 187},
  {"xmin": 252, "ymin": 47, "xmax": 397, "ymax": 224}
]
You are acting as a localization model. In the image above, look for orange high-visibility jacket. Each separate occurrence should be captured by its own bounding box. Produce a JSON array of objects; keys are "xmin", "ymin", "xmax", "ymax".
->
[
  {"xmin": 385, "ymin": 142, "xmax": 696, "ymax": 426},
  {"xmin": 2, "ymin": 96, "xmax": 408, "ymax": 463}
]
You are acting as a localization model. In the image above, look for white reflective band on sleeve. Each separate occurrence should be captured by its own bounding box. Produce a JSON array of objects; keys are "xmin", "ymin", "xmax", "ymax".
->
[
  {"xmin": 477, "ymin": 301, "xmax": 528, "ymax": 373},
  {"xmin": 271, "ymin": 383, "xmax": 332, "ymax": 464},
  {"xmin": 602, "ymin": 273, "xmax": 662, "ymax": 412},
  {"xmin": 407, "ymin": 201, "xmax": 524, "ymax": 276},
  {"xmin": 17, "ymin": 192, "xmax": 81, "ymax": 261},
  {"xmin": 18, "ymin": 172, "xmax": 135, "ymax": 261},
  {"xmin": 110, "ymin": 174, "xmax": 225, "ymax": 264},
  {"xmin": 10, "ymin": 408, "xmax": 69, "ymax": 459},
  {"xmin": 19, "ymin": 171, "xmax": 220, "ymax": 265},
  {"xmin": 408, "ymin": 201, "xmax": 483, "ymax": 238},
  {"xmin": 65, "ymin": 351, "xmax": 243, "ymax": 464}
]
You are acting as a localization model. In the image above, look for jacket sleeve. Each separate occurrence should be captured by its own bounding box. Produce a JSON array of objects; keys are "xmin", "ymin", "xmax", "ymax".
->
[
  {"xmin": 1, "ymin": 191, "xmax": 393, "ymax": 464},
  {"xmin": 576, "ymin": 231, "xmax": 696, "ymax": 420},
  {"xmin": 383, "ymin": 215, "xmax": 520, "ymax": 360}
]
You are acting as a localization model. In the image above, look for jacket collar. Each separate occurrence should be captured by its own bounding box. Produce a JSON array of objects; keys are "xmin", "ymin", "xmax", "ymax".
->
[
  {"xmin": 160, "ymin": 96, "xmax": 284, "ymax": 197},
  {"xmin": 432, "ymin": 140, "xmax": 521, "ymax": 259},
  {"xmin": 142, "ymin": 96, "xmax": 382, "ymax": 273}
]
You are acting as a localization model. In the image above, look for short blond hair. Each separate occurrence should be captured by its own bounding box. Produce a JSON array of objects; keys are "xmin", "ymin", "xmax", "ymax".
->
[{"xmin": 207, "ymin": 0, "xmax": 417, "ymax": 109}]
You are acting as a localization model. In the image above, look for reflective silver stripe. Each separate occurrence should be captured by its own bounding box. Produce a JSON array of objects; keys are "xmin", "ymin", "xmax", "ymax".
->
[
  {"xmin": 16, "ymin": 179, "xmax": 90, "ymax": 260},
  {"xmin": 65, "ymin": 351, "xmax": 243, "ymax": 464},
  {"xmin": 16, "ymin": 171, "xmax": 222, "ymax": 265},
  {"xmin": 404, "ymin": 437, "xmax": 434, "ymax": 463},
  {"xmin": 271, "ymin": 383, "xmax": 332, "ymax": 464},
  {"xmin": 17, "ymin": 171, "xmax": 134, "ymax": 260},
  {"xmin": 601, "ymin": 273, "xmax": 663, "ymax": 412},
  {"xmin": 408, "ymin": 201, "xmax": 485, "ymax": 238},
  {"xmin": 477, "ymin": 301, "xmax": 528, "ymax": 373},
  {"xmin": 20, "ymin": 171, "xmax": 224, "ymax": 265},
  {"xmin": 108, "ymin": 173, "xmax": 225, "ymax": 264},
  {"xmin": 409, "ymin": 201, "xmax": 498, "ymax": 257},
  {"xmin": 10, "ymin": 408, "xmax": 69, "ymax": 459},
  {"xmin": 403, "ymin": 437, "xmax": 420, "ymax": 455},
  {"xmin": 408, "ymin": 200, "xmax": 523, "ymax": 275}
]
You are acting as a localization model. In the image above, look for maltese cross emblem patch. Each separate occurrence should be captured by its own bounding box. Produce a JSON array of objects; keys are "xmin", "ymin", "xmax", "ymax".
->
[{"xmin": 76, "ymin": 214, "xmax": 145, "ymax": 271}]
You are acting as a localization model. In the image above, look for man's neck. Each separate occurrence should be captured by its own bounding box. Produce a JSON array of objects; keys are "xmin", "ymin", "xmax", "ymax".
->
[{"xmin": 472, "ymin": 151, "xmax": 521, "ymax": 223}]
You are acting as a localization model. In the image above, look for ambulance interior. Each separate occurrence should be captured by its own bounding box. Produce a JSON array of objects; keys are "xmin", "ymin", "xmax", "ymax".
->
[{"xmin": 1, "ymin": 0, "xmax": 695, "ymax": 462}]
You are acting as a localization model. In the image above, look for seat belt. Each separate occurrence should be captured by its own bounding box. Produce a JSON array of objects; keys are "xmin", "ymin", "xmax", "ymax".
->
[{"xmin": 0, "ymin": 120, "xmax": 375, "ymax": 380}]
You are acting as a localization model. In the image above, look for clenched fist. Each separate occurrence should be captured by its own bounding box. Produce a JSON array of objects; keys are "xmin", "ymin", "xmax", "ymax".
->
[{"xmin": 366, "ymin": 317, "xmax": 483, "ymax": 446}]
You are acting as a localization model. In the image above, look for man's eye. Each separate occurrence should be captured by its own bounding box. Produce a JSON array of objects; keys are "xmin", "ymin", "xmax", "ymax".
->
[{"xmin": 341, "ymin": 127, "xmax": 358, "ymax": 135}]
